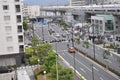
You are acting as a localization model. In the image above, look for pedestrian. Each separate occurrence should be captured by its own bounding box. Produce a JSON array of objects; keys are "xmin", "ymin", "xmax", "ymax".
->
[{"xmin": 67, "ymin": 44, "xmax": 69, "ymax": 48}]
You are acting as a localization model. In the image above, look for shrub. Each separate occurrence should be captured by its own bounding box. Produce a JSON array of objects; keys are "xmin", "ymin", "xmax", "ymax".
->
[
  {"xmin": 94, "ymin": 41, "xmax": 103, "ymax": 44},
  {"xmin": 29, "ymin": 56, "xmax": 39, "ymax": 65}
]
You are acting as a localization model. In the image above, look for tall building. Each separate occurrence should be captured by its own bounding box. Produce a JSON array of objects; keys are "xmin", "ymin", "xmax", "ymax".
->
[
  {"xmin": 22, "ymin": 4, "xmax": 40, "ymax": 19},
  {"xmin": 0, "ymin": 0, "xmax": 24, "ymax": 66}
]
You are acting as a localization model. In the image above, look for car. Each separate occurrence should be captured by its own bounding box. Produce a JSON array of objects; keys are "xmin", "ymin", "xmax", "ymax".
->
[
  {"xmin": 61, "ymin": 34, "xmax": 66, "ymax": 37},
  {"xmin": 55, "ymin": 33, "xmax": 60, "ymax": 38},
  {"xmin": 68, "ymin": 47, "xmax": 76, "ymax": 53}
]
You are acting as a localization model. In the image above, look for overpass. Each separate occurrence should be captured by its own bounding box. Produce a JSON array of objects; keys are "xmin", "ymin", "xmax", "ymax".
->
[{"xmin": 40, "ymin": 4, "xmax": 120, "ymax": 15}]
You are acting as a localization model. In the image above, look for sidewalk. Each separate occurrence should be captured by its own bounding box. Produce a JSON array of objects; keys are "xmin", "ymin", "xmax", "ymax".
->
[{"xmin": 95, "ymin": 44, "xmax": 120, "ymax": 57}]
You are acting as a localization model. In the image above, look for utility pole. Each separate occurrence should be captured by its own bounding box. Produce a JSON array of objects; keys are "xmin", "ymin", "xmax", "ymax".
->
[
  {"xmin": 55, "ymin": 41, "xmax": 58, "ymax": 80},
  {"xmin": 92, "ymin": 24, "xmax": 96, "ymax": 60},
  {"xmin": 91, "ymin": 64, "xmax": 94, "ymax": 80},
  {"xmin": 71, "ymin": 21, "xmax": 76, "ymax": 75},
  {"xmin": 42, "ymin": 21, "xmax": 44, "ymax": 41},
  {"xmin": 71, "ymin": 23, "xmax": 74, "ymax": 47},
  {"xmin": 73, "ymin": 52, "xmax": 76, "ymax": 74}
]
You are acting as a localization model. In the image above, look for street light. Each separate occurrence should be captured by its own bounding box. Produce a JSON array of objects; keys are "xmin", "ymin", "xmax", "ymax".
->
[
  {"xmin": 42, "ymin": 20, "xmax": 45, "ymax": 41},
  {"xmin": 70, "ymin": 21, "xmax": 76, "ymax": 74},
  {"xmin": 55, "ymin": 39, "xmax": 59, "ymax": 80},
  {"xmin": 43, "ymin": 70, "xmax": 46, "ymax": 80},
  {"xmin": 90, "ymin": 64, "xmax": 95, "ymax": 80},
  {"xmin": 91, "ymin": 24, "xmax": 96, "ymax": 60},
  {"xmin": 37, "ymin": 59, "xmax": 40, "ymax": 67}
]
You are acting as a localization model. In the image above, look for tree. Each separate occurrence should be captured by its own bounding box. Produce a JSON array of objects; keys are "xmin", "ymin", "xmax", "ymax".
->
[
  {"xmin": 45, "ymin": 50, "xmax": 56, "ymax": 72},
  {"xmin": 23, "ymin": 21, "xmax": 29, "ymax": 31},
  {"xmin": 103, "ymin": 50, "xmax": 110, "ymax": 59},
  {"xmin": 25, "ymin": 47, "xmax": 34, "ymax": 55},
  {"xmin": 59, "ymin": 68, "xmax": 73, "ymax": 80},
  {"xmin": 50, "ymin": 64, "xmax": 73, "ymax": 80},
  {"xmin": 37, "ymin": 43, "xmax": 52, "ymax": 64},
  {"xmin": 29, "ymin": 56, "xmax": 39, "ymax": 65},
  {"xmin": 31, "ymin": 37, "xmax": 39, "ymax": 55}
]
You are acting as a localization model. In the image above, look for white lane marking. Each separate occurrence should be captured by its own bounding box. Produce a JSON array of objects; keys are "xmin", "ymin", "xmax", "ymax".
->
[
  {"xmin": 105, "ymin": 59, "xmax": 112, "ymax": 64},
  {"xmin": 80, "ymin": 68, "xmax": 86, "ymax": 73},
  {"xmin": 93, "ymin": 67, "xmax": 99, "ymax": 71},
  {"xmin": 100, "ymin": 77, "xmax": 104, "ymax": 80},
  {"xmin": 68, "ymin": 53, "xmax": 92, "ymax": 72},
  {"xmin": 59, "ymin": 54, "xmax": 87, "ymax": 80},
  {"xmin": 57, "ymin": 50, "xmax": 67, "ymax": 53}
]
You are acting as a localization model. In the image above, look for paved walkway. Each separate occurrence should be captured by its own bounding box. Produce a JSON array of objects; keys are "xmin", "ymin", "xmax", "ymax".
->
[
  {"xmin": 17, "ymin": 65, "xmax": 38, "ymax": 80},
  {"xmin": 0, "ymin": 71, "xmax": 16, "ymax": 80}
]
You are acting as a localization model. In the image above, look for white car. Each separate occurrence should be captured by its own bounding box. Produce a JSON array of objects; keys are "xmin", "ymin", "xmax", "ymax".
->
[{"xmin": 55, "ymin": 33, "xmax": 60, "ymax": 38}]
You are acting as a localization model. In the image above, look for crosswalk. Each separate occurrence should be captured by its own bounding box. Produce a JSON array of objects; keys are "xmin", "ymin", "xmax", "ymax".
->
[{"xmin": 17, "ymin": 65, "xmax": 38, "ymax": 70}]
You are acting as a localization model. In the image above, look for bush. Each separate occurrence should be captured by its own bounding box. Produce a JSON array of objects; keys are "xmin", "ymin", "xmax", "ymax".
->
[
  {"xmin": 83, "ymin": 41, "xmax": 89, "ymax": 48},
  {"xmin": 105, "ymin": 43, "xmax": 119, "ymax": 49},
  {"xmin": 94, "ymin": 41, "xmax": 103, "ymax": 44},
  {"xmin": 34, "ymin": 65, "xmax": 46, "ymax": 78},
  {"xmin": 29, "ymin": 56, "xmax": 39, "ymax": 65},
  {"xmin": 12, "ymin": 64, "xmax": 17, "ymax": 69}
]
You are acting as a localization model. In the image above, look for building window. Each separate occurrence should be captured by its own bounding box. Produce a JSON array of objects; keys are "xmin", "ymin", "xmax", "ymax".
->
[
  {"xmin": 100, "ymin": 20, "xmax": 102, "ymax": 24},
  {"xmin": 5, "ymin": 26, "xmax": 12, "ymax": 32},
  {"xmin": 3, "ymin": 5, "xmax": 9, "ymax": 10},
  {"xmin": 116, "ymin": 21, "xmax": 118, "ymax": 24},
  {"xmin": 3, "ymin": 0, "xmax": 7, "ymax": 2},
  {"xmin": 19, "ymin": 45, "xmax": 24, "ymax": 53},
  {"xmin": 16, "ymin": 15, "xmax": 21, "ymax": 22},
  {"xmin": 7, "ymin": 46, "xmax": 13, "ymax": 52},
  {"xmin": 18, "ymin": 35, "xmax": 23, "ymax": 42},
  {"xmin": 95, "ymin": 20, "xmax": 98, "ymax": 23},
  {"xmin": 6, "ymin": 36, "xmax": 12, "ymax": 42},
  {"xmin": 15, "ymin": 0, "xmax": 19, "ymax": 2},
  {"xmin": 92, "ymin": 19, "xmax": 94, "ymax": 23},
  {"xmin": 4, "ymin": 16, "xmax": 10, "ymax": 21},
  {"xmin": 18, "ymin": 25, "xmax": 22, "ymax": 33},
  {"xmin": 15, "ymin": 5, "xmax": 20, "ymax": 12},
  {"xmin": 116, "ymin": 26, "xmax": 118, "ymax": 29}
]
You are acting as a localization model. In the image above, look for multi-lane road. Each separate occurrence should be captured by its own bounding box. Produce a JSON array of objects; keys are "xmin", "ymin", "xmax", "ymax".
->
[{"xmin": 33, "ymin": 23, "xmax": 120, "ymax": 80}]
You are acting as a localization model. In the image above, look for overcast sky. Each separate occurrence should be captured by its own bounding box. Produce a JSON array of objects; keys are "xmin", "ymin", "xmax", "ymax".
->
[{"xmin": 23, "ymin": 0, "xmax": 69, "ymax": 6}]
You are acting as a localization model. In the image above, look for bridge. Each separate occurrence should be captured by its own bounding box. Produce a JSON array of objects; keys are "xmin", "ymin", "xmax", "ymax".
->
[{"xmin": 40, "ymin": 4, "xmax": 120, "ymax": 15}]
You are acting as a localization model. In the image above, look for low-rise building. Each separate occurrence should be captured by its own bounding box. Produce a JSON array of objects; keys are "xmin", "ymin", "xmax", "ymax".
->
[{"xmin": 91, "ymin": 14, "xmax": 120, "ymax": 42}]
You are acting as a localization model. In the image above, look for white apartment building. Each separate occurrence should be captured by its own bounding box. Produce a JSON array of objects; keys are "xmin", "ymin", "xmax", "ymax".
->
[
  {"xmin": 0, "ymin": 0, "xmax": 24, "ymax": 66},
  {"xmin": 22, "ymin": 4, "xmax": 40, "ymax": 19}
]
